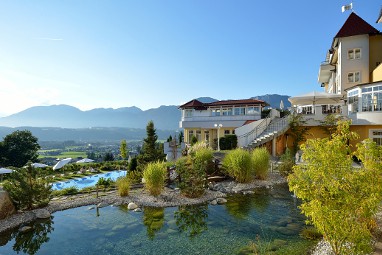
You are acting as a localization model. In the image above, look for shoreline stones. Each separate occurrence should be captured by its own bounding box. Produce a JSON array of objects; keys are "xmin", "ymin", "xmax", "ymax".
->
[
  {"xmin": 35, "ymin": 209, "xmax": 51, "ymax": 219},
  {"xmin": 127, "ymin": 202, "xmax": 138, "ymax": 210}
]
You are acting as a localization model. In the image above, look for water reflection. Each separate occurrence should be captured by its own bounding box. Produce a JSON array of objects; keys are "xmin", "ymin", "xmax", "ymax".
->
[
  {"xmin": 174, "ymin": 204, "xmax": 208, "ymax": 237},
  {"xmin": 1, "ymin": 217, "xmax": 54, "ymax": 255},
  {"xmin": 143, "ymin": 207, "xmax": 165, "ymax": 239},
  {"xmin": 225, "ymin": 189, "xmax": 270, "ymax": 219}
]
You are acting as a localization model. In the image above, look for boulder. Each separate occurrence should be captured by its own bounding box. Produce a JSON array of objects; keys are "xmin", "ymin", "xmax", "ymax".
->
[
  {"xmin": 216, "ymin": 198, "xmax": 227, "ymax": 204},
  {"xmin": 128, "ymin": 202, "xmax": 138, "ymax": 210},
  {"xmin": 0, "ymin": 190, "xmax": 16, "ymax": 220},
  {"xmin": 210, "ymin": 199, "xmax": 217, "ymax": 205},
  {"xmin": 35, "ymin": 209, "xmax": 51, "ymax": 219}
]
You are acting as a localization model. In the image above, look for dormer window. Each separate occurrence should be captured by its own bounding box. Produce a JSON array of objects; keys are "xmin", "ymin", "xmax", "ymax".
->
[{"xmin": 348, "ymin": 48, "xmax": 361, "ymax": 60}]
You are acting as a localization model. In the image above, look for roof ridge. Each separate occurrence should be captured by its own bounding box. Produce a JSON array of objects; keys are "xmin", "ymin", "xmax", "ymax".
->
[{"xmin": 335, "ymin": 12, "xmax": 380, "ymax": 38}]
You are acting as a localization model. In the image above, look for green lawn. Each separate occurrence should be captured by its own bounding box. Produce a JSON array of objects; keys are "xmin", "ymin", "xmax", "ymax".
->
[{"xmin": 39, "ymin": 151, "xmax": 87, "ymax": 159}]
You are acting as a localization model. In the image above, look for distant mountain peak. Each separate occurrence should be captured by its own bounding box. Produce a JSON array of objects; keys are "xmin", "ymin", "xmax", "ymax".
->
[{"xmin": 195, "ymin": 97, "xmax": 218, "ymax": 103}]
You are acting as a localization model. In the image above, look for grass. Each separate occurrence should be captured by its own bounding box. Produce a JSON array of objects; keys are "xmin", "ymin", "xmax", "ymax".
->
[
  {"xmin": 223, "ymin": 148, "xmax": 254, "ymax": 183},
  {"xmin": 38, "ymin": 150, "xmax": 87, "ymax": 159}
]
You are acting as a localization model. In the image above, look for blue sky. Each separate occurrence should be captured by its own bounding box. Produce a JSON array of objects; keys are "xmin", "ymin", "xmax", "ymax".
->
[{"xmin": 0, "ymin": 0, "xmax": 380, "ymax": 116}]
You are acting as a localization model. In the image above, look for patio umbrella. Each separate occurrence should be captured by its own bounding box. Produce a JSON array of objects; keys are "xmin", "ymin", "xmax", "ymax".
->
[
  {"xmin": 31, "ymin": 163, "xmax": 49, "ymax": 168},
  {"xmin": 53, "ymin": 158, "xmax": 72, "ymax": 170},
  {"xmin": 76, "ymin": 158, "xmax": 94, "ymax": 163},
  {"xmin": 0, "ymin": 167, "xmax": 13, "ymax": 182},
  {"xmin": 288, "ymin": 91, "xmax": 343, "ymax": 106}
]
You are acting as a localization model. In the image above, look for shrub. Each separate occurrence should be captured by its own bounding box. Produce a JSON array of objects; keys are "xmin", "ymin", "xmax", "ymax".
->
[
  {"xmin": 223, "ymin": 148, "xmax": 253, "ymax": 183},
  {"xmin": 96, "ymin": 177, "xmax": 114, "ymax": 188},
  {"xmin": 116, "ymin": 176, "xmax": 130, "ymax": 196},
  {"xmin": 51, "ymin": 186, "xmax": 79, "ymax": 197},
  {"xmin": 252, "ymin": 147, "xmax": 270, "ymax": 180},
  {"xmin": 300, "ymin": 226, "xmax": 323, "ymax": 240},
  {"xmin": 191, "ymin": 135, "xmax": 198, "ymax": 145},
  {"xmin": 3, "ymin": 164, "xmax": 52, "ymax": 210},
  {"xmin": 188, "ymin": 141, "xmax": 209, "ymax": 156},
  {"xmin": 128, "ymin": 170, "xmax": 143, "ymax": 184},
  {"xmin": 278, "ymin": 148, "xmax": 295, "ymax": 177},
  {"xmin": 143, "ymin": 162, "xmax": 167, "ymax": 196},
  {"xmin": 176, "ymin": 146, "xmax": 213, "ymax": 198},
  {"xmin": 219, "ymin": 135, "xmax": 237, "ymax": 150}
]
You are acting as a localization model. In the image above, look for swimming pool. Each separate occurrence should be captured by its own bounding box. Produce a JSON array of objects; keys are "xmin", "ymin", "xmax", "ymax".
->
[{"xmin": 52, "ymin": 170, "xmax": 127, "ymax": 190}]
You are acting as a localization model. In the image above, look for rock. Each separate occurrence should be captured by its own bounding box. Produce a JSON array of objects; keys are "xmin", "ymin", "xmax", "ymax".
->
[
  {"xmin": 19, "ymin": 226, "xmax": 32, "ymax": 233},
  {"xmin": 210, "ymin": 199, "xmax": 217, "ymax": 205},
  {"xmin": 216, "ymin": 198, "xmax": 227, "ymax": 204},
  {"xmin": 35, "ymin": 209, "xmax": 51, "ymax": 219},
  {"xmin": 0, "ymin": 190, "xmax": 16, "ymax": 220},
  {"xmin": 128, "ymin": 202, "xmax": 138, "ymax": 210},
  {"xmin": 207, "ymin": 182, "xmax": 215, "ymax": 190},
  {"xmin": 133, "ymin": 208, "xmax": 142, "ymax": 212},
  {"xmin": 243, "ymin": 191, "xmax": 254, "ymax": 195}
]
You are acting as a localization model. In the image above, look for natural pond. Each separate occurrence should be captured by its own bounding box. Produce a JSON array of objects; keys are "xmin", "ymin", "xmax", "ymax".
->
[{"xmin": 0, "ymin": 184, "xmax": 312, "ymax": 255}]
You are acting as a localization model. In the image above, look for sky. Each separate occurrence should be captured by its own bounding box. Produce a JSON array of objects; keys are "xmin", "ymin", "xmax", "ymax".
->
[{"xmin": 0, "ymin": 0, "xmax": 380, "ymax": 117}]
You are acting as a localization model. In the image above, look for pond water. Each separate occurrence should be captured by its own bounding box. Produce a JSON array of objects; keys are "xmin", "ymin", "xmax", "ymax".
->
[
  {"xmin": 52, "ymin": 170, "xmax": 127, "ymax": 190},
  {"xmin": 0, "ymin": 184, "xmax": 311, "ymax": 255}
]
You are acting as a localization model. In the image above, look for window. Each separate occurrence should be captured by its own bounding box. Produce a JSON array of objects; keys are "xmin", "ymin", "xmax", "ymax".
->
[
  {"xmin": 361, "ymin": 85, "xmax": 382, "ymax": 112},
  {"xmin": 348, "ymin": 72, "xmax": 360, "ymax": 83},
  {"xmin": 188, "ymin": 131, "xmax": 194, "ymax": 143},
  {"xmin": 234, "ymin": 107, "xmax": 245, "ymax": 115},
  {"xmin": 211, "ymin": 108, "xmax": 221, "ymax": 116},
  {"xmin": 247, "ymin": 106, "xmax": 260, "ymax": 115},
  {"xmin": 224, "ymin": 130, "xmax": 230, "ymax": 135},
  {"xmin": 222, "ymin": 108, "xmax": 233, "ymax": 116},
  {"xmin": 204, "ymin": 131, "xmax": 210, "ymax": 142},
  {"xmin": 370, "ymin": 130, "xmax": 382, "ymax": 146},
  {"xmin": 301, "ymin": 106, "xmax": 313, "ymax": 115},
  {"xmin": 184, "ymin": 109, "xmax": 193, "ymax": 117},
  {"xmin": 196, "ymin": 130, "xmax": 201, "ymax": 141},
  {"xmin": 348, "ymin": 90, "xmax": 359, "ymax": 113},
  {"xmin": 348, "ymin": 48, "xmax": 361, "ymax": 59}
]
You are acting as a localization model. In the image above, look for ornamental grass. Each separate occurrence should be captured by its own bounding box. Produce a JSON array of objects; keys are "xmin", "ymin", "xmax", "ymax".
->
[
  {"xmin": 252, "ymin": 147, "xmax": 270, "ymax": 180},
  {"xmin": 143, "ymin": 161, "xmax": 167, "ymax": 196},
  {"xmin": 116, "ymin": 176, "xmax": 130, "ymax": 197},
  {"xmin": 222, "ymin": 148, "xmax": 254, "ymax": 183}
]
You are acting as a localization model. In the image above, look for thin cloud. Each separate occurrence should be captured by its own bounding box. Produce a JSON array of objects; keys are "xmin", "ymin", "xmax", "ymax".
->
[{"xmin": 35, "ymin": 37, "xmax": 64, "ymax": 41}]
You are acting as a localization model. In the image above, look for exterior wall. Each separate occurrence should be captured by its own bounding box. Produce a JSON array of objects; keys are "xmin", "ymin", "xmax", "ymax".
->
[
  {"xmin": 349, "ymin": 125, "xmax": 382, "ymax": 148},
  {"xmin": 371, "ymin": 64, "xmax": 382, "ymax": 82},
  {"xmin": 183, "ymin": 127, "xmax": 236, "ymax": 145},
  {"xmin": 339, "ymin": 35, "xmax": 370, "ymax": 93},
  {"xmin": 369, "ymin": 34, "xmax": 382, "ymax": 79}
]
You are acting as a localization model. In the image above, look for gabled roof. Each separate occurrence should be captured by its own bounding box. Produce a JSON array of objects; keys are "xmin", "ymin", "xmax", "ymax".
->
[
  {"xmin": 335, "ymin": 12, "xmax": 379, "ymax": 38},
  {"xmin": 179, "ymin": 98, "xmax": 266, "ymax": 109},
  {"xmin": 179, "ymin": 99, "xmax": 207, "ymax": 110}
]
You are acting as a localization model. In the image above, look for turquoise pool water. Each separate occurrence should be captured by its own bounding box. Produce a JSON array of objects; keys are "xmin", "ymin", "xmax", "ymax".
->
[
  {"xmin": 0, "ymin": 184, "xmax": 311, "ymax": 255},
  {"xmin": 52, "ymin": 170, "xmax": 127, "ymax": 190}
]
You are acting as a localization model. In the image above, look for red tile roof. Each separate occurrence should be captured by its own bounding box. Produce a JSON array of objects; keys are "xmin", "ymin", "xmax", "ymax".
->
[
  {"xmin": 179, "ymin": 98, "xmax": 266, "ymax": 109},
  {"xmin": 335, "ymin": 12, "xmax": 379, "ymax": 38},
  {"xmin": 179, "ymin": 99, "xmax": 205, "ymax": 108}
]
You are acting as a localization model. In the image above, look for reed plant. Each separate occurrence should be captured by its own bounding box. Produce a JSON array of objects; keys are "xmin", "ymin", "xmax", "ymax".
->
[
  {"xmin": 143, "ymin": 161, "xmax": 167, "ymax": 196},
  {"xmin": 252, "ymin": 148, "xmax": 270, "ymax": 180},
  {"xmin": 223, "ymin": 148, "xmax": 253, "ymax": 183},
  {"xmin": 116, "ymin": 176, "xmax": 130, "ymax": 196}
]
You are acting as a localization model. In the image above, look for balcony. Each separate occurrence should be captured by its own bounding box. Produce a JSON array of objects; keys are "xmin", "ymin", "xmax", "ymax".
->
[
  {"xmin": 318, "ymin": 61, "xmax": 333, "ymax": 83},
  {"xmin": 179, "ymin": 114, "xmax": 261, "ymax": 129}
]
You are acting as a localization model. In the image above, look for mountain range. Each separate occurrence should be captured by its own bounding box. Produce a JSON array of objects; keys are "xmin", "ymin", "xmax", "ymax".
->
[{"xmin": 0, "ymin": 95, "xmax": 290, "ymax": 141}]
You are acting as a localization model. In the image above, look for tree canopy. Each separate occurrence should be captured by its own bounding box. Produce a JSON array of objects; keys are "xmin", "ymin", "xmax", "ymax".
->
[{"xmin": 0, "ymin": 130, "xmax": 40, "ymax": 167}]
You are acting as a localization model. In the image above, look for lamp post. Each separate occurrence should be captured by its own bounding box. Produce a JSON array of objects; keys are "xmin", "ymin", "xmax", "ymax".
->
[{"xmin": 214, "ymin": 123, "xmax": 223, "ymax": 151}]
